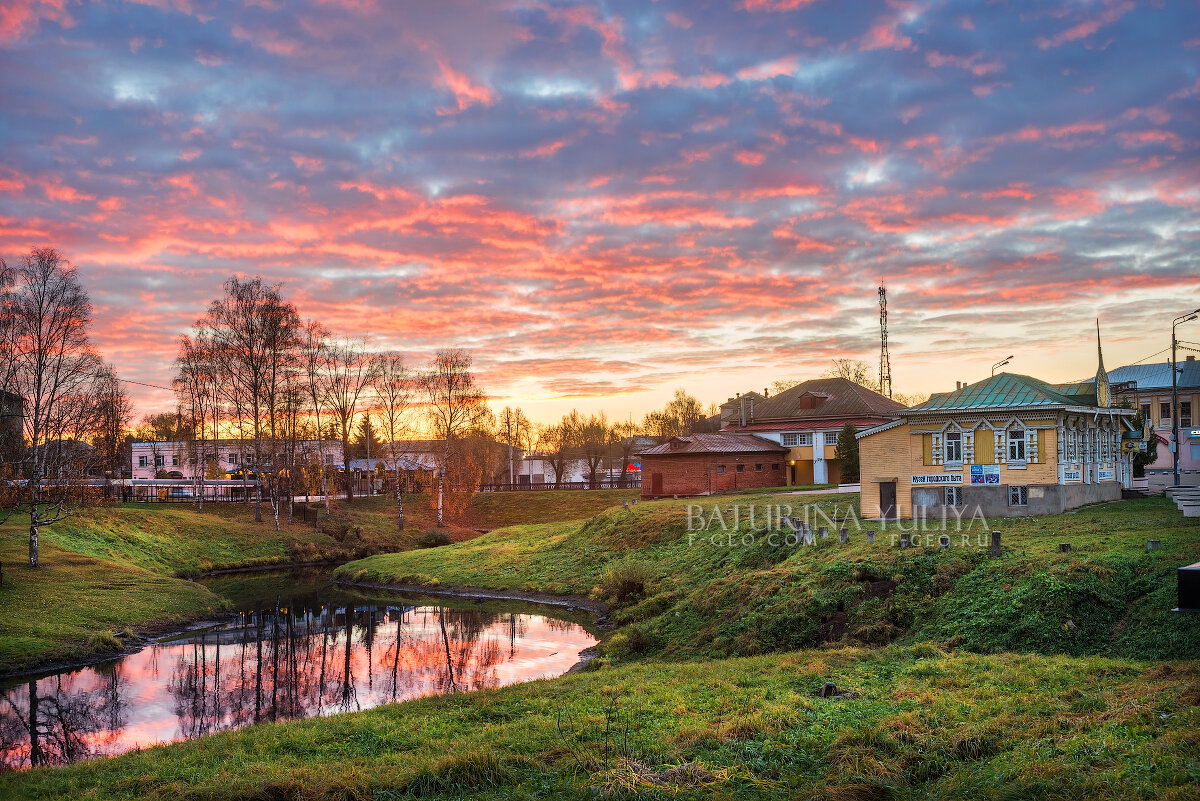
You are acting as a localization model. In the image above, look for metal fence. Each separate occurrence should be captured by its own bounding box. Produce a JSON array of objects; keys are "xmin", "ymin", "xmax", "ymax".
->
[{"xmin": 479, "ymin": 479, "xmax": 641, "ymax": 492}]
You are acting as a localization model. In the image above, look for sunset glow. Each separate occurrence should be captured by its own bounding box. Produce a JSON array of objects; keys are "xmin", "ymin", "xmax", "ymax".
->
[{"xmin": 1, "ymin": 0, "xmax": 1197, "ymax": 422}]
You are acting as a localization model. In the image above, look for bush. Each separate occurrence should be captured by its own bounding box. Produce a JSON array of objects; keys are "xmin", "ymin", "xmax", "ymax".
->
[
  {"xmin": 602, "ymin": 558, "xmax": 653, "ymax": 602},
  {"xmin": 417, "ymin": 529, "xmax": 452, "ymax": 549},
  {"xmin": 87, "ymin": 631, "xmax": 123, "ymax": 653}
]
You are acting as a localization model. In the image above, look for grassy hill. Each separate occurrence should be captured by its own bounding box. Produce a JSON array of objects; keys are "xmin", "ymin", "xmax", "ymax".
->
[
  {"xmin": 338, "ymin": 493, "xmax": 1200, "ymax": 662},
  {"xmin": 5, "ymin": 645, "xmax": 1198, "ymax": 800},
  {"xmin": 0, "ymin": 489, "xmax": 636, "ymax": 674}
]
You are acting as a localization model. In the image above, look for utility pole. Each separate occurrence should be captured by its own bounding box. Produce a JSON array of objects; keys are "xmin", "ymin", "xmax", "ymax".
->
[{"xmin": 1172, "ymin": 310, "xmax": 1199, "ymax": 487}]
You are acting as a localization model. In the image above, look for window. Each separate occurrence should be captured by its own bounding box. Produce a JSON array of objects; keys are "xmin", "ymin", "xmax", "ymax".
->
[
  {"xmin": 781, "ymin": 432, "xmax": 813, "ymax": 447},
  {"xmin": 944, "ymin": 487, "xmax": 963, "ymax": 506},
  {"xmin": 1140, "ymin": 403, "xmax": 1151, "ymax": 422},
  {"xmin": 716, "ymin": 465, "xmax": 727, "ymax": 474},
  {"xmin": 1182, "ymin": 401, "xmax": 1192, "ymax": 428},
  {"xmin": 228, "ymin": 454, "xmax": 237, "ymax": 465},
  {"xmin": 1009, "ymin": 485, "xmax": 1028, "ymax": 506},
  {"xmin": 171, "ymin": 455, "xmax": 179, "ymax": 466},
  {"xmin": 736, "ymin": 464, "xmax": 746, "ymax": 473},
  {"xmin": 1007, "ymin": 429, "xmax": 1026, "ymax": 463},
  {"xmin": 1161, "ymin": 402, "xmax": 1172, "ymax": 423},
  {"xmin": 772, "ymin": 463, "xmax": 780, "ymax": 471},
  {"xmin": 825, "ymin": 432, "xmax": 839, "ymax": 446},
  {"xmin": 944, "ymin": 431, "xmax": 962, "ymax": 464},
  {"xmin": 755, "ymin": 463, "xmax": 763, "ymax": 472},
  {"xmin": 138, "ymin": 456, "xmax": 147, "ymax": 468},
  {"xmin": 155, "ymin": 455, "xmax": 164, "ymax": 467}
]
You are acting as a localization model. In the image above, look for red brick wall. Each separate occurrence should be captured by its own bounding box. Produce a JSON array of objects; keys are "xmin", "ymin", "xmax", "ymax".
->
[{"xmin": 641, "ymin": 452, "xmax": 786, "ymax": 497}]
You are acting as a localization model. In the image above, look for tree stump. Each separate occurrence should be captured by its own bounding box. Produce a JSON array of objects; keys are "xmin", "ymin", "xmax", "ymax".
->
[{"xmin": 990, "ymin": 531, "xmax": 1002, "ymax": 558}]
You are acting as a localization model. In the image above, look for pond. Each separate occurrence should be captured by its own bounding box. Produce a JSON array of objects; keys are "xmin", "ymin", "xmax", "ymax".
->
[{"xmin": 0, "ymin": 570, "xmax": 598, "ymax": 770}]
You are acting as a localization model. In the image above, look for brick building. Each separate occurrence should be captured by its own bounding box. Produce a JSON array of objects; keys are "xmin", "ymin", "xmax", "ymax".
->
[{"xmin": 639, "ymin": 433, "xmax": 787, "ymax": 498}]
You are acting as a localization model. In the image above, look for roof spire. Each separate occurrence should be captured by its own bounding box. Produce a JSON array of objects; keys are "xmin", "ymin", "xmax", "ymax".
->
[{"xmin": 1095, "ymin": 318, "xmax": 1111, "ymax": 407}]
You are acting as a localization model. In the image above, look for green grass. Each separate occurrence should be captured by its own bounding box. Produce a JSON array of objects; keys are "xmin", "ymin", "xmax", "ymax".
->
[
  {"xmin": 338, "ymin": 493, "xmax": 1200, "ymax": 661},
  {"xmin": 7, "ymin": 489, "xmax": 1200, "ymax": 798},
  {"xmin": 0, "ymin": 536, "xmax": 224, "ymax": 672},
  {"xmin": 5, "ymin": 645, "xmax": 1198, "ymax": 800},
  {"xmin": 0, "ymin": 489, "xmax": 636, "ymax": 674}
]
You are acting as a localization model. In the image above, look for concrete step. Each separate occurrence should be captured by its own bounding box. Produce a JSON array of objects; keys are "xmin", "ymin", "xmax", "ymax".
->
[{"xmin": 1185, "ymin": 506, "xmax": 1200, "ymax": 517}]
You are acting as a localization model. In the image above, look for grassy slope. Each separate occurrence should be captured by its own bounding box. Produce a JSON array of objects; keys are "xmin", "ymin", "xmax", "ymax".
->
[
  {"xmin": 5, "ymin": 646, "xmax": 1198, "ymax": 800},
  {"xmin": 339, "ymin": 493, "xmax": 1200, "ymax": 661},
  {"xmin": 0, "ymin": 536, "xmax": 223, "ymax": 672},
  {"xmin": 0, "ymin": 490, "xmax": 634, "ymax": 673}
]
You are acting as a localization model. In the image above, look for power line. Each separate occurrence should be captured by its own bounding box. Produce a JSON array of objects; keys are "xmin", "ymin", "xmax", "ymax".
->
[{"xmin": 119, "ymin": 378, "xmax": 173, "ymax": 392}]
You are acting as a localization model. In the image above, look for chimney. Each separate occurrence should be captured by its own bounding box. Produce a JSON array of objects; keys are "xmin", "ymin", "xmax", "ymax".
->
[
  {"xmin": 1189, "ymin": 355, "xmax": 1196, "ymax": 362},
  {"xmin": 956, "ymin": 381, "xmax": 961, "ymax": 390},
  {"xmin": 749, "ymin": 397, "xmax": 755, "ymax": 422},
  {"xmin": 764, "ymin": 387, "xmax": 769, "ymax": 398},
  {"xmin": 739, "ymin": 397, "xmax": 746, "ymax": 427}
]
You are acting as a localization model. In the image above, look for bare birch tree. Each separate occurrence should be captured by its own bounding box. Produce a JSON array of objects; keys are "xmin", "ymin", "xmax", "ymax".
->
[
  {"xmin": 420, "ymin": 349, "xmax": 486, "ymax": 527},
  {"xmin": 497, "ymin": 406, "xmax": 531, "ymax": 485},
  {"xmin": 324, "ymin": 337, "xmax": 376, "ymax": 504},
  {"xmin": 300, "ymin": 321, "xmax": 332, "ymax": 515},
  {"xmin": 372, "ymin": 352, "xmax": 413, "ymax": 530},
  {"xmin": 196, "ymin": 278, "xmax": 298, "ymax": 526},
  {"xmin": 3, "ymin": 248, "xmax": 106, "ymax": 567}
]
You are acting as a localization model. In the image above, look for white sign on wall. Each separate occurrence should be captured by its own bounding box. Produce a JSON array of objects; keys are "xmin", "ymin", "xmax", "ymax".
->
[
  {"xmin": 1097, "ymin": 469, "xmax": 1115, "ymax": 481},
  {"xmin": 912, "ymin": 473, "xmax": 963, "ymax": 485},
  {"xmin": 1064, "ymin": 469, "xmax": 1082, "ymax": 482}
]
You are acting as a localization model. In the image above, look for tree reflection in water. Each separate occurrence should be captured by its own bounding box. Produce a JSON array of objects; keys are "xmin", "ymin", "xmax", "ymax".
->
[{"xmin": 0, "ymin": 602, "xmax": 595, "ymax": 770}]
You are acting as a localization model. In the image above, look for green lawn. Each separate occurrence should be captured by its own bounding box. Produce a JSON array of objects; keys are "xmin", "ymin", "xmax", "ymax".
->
[
  {"xmin": 6, "ymin": 490, "xmax": 1200, "ymax": 798},
  {"xmin": 339, "ymin": 493, "xmax": 1200, "ymax": 661},
  {"xmin": 5, "ymin": 645, "xmax": 1197, "ymax": 800}
]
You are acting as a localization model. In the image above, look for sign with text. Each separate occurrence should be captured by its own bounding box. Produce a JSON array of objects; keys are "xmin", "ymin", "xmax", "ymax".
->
[
  {"xmin": 969, "ymin": 465, "xmax": 1001, "ymax": 485},
  {"xmin": 1121, "ymin": 440, "xmax": 1147, "ymax": 453},
  {"xmin": 1097, "ymin": 469, "xmax": 1115, "ymax": 481},
  {"xmin": 1064, "ymin": 469, "xmax": 1082, "ymax": 482},
  {"xmin": 911, "ymin": 473, "xmax": 963, "ymax": 485}
]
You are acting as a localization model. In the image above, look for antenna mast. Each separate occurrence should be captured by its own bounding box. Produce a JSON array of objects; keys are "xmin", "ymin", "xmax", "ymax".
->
[{"xmin": 878, "ymin": 284, "xmax": 892, "ymax": 398}]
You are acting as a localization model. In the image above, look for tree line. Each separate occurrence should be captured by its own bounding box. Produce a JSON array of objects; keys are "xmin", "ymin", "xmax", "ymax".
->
[{"xmin": 171, "ymin": 277, "xmax": 497, "ymax": 531}]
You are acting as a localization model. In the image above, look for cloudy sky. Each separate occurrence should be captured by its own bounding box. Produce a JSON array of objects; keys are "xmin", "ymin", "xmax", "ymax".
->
[{"xmin": 1, "ymin": 0, "xmax": 1197, "ymax": 424}]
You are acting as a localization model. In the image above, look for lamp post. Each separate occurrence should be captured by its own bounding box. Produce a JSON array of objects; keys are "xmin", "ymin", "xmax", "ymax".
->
[
  {"xmin": 991, "ymin": 355, "xmax": 1013, "ymax": 377},
  {"xmin": 1172, "ymin": 310, "xmax": 1200, "ymax": 487}
]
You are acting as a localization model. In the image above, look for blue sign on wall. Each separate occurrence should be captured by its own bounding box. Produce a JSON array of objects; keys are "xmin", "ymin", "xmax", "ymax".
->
[{"xmin": 970, "ymin": 465, "xmax": 1000, "ymax": 485}]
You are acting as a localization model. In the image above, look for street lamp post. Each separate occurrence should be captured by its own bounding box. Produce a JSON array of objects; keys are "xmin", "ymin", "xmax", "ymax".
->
[
  {"xmin": 991, "ymin": 355, "xmax": 1013, "ymax": 377},
  {"xmin": 1172, "ymin": 310, "xmax": 1200, "ymax": 487}
]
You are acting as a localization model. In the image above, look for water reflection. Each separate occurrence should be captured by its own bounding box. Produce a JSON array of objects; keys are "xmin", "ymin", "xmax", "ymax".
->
[{"xmin": 0, "ymin": 602, "xmax": 595, "ymax": 770}]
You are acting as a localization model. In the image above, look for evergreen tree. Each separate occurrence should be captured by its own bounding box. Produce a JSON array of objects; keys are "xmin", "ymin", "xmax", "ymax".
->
[{"xmin": 835, "ymin": 423, "xmax": 859, "ymax": 482}]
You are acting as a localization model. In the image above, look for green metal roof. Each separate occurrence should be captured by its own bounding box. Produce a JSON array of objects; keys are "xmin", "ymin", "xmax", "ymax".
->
[{"xmin": 908, "ymin": 373, "xmax": 1099, "ymax": 412}]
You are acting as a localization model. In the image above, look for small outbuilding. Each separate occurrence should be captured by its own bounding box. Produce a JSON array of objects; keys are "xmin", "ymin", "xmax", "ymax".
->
[{"xmin": 639, "ymin": 433, "xmax": 787, "ymax": 498}]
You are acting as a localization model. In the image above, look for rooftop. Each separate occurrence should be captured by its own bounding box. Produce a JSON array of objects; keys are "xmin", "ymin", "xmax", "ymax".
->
[
  {"xmin": 640, "ymin": 432, "xmax": 786, "ymax": 456},
  {"xmin": 726, "ymin": 377, "xmax": 904, "ymax": 424},
  {"xmin": 906, "ymin": 372, "xmax": 1124, "ymax": 413},
  {"xmin": 1108, "ymin": 359, "xmax": 1200, "ymax": 392}
]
